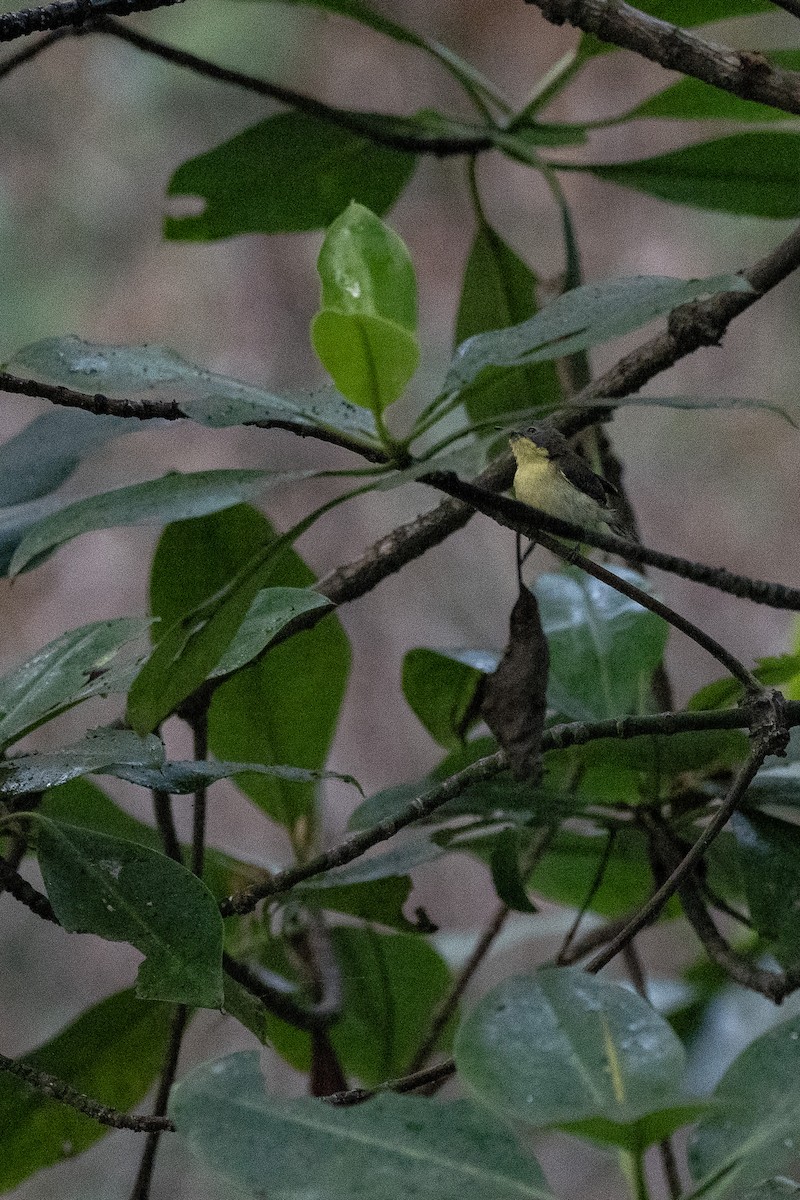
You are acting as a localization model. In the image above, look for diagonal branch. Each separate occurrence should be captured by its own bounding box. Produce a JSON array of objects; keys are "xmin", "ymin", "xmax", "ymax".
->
[
  {"xmin": 526, "ymin": 0, "xmax": 800, "ymax": 116},
  {"xmin": 0, "ymin": 0, "xmax": 184, "ymax": 44}
]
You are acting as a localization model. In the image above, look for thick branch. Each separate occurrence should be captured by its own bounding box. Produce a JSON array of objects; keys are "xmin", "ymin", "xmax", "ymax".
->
[
  {"xmin": 0, "ymin": 0, "xmax": 184, "ymax": 44},
  {"xmin": 527, "ymin": 0, "xmax": 800, "ymax": 116}
]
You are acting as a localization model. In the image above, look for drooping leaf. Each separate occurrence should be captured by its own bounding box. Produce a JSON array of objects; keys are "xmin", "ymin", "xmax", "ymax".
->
[
  {"xmin": 489, "ymin": 827, "xmax": 538, "ymax": 912},
  {"xmin": 312, "ymin": 202, "xmax": 420, "ymax": 414},
  {"xmin": 402, "ymin": 648, "xmax": 493, "ymax": 750},
  {"xmin": 34, "ymin": 815, "xmax": 224, "ymax": 1006},
  {"xmin": 455, "ymin": 968, "xmax": 697, "ymax": 1150},
  {"xmin": 732, "ymin": 810, "xmax": 800, "ymax": 968},
  {"xmin": 579, "ymin": 133, "xmax": 800, "ymax": 219},
  {"xmin": 6, "ymin": 336, "xmax": 379, "ymax": 443},
  {"xmin": 0, "ymin": 728, "xmax": 164, "ymax": 796},
  {"xmin": 482, "ymin": 588, "xmax": 549, "ymax": 779},
  {"xmin": 536, "ymin": 566, "xmax": 669, "ymax": 722},
  {"xmin": 446, "ymin": 273, "xmax": 751, "ymax": 392},
  {"xmin": 453, "ymin": 221, "xmax": 561, "ymax": 427},
  {"xmin": 9, "ymin": 469, "xmax": 277, "ymax": 577},
  {"xmin": 0, "ymin": 989, "xmax": 173, "ymax": 1192},
  {"xmin": 0, "ymin": 408, "xmax": 149, "ymax": 507},
  {"xmin": 170, "ymin": 1052, "xmax": 555, "ymax": 1199},
  {"xmin": 689, "ymin": 1013, "xmax": 800, "ymax": 1198},
  {"xmin": 165, "ymin": 111, "xmax": 416, "ymax": 240},
  {"xmin": 0, "ymin": 618, "xmax": 149, "ymax": 749}
]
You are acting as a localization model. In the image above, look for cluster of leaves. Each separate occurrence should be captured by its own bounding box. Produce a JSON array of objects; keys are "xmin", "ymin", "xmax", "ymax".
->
[{"xmin": 3, "ymin": 0, "xmax": 800, "ymax": 1198}]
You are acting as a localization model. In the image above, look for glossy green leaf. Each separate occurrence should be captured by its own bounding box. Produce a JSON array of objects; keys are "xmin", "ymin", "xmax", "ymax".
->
[
  {"xmin": 39, "ymin": 777, "xmax": 263, "ymax": 902},
  {"xmin": 447, "ymin": 273, "xmax": 750, "ymax": 391},
  {"xmin": 263, "ymin": 926, "xmax": 452, "ymax": 1083},
  {"xmin": 165, "ymin": 111, "xmax": 416, "ymax": 240},
  {"xmin": 0, "ymin": 409, "xmax": 145, "ymax": 507},
  {"xmin": 34, "ymin": 814, "xmax": 224, "ymax": 1006},
  {"xmin": 0, "ymin": 618, "xmax": 149, "ymax": 749},
  {"xmin": 536, "ymin": 567, "xmax": 669, "ymax": 722},
  {"xmin": 630, "ymin": 51, "xmax": 800, "ymax": 123},
  {"xmin": 402, "ymin": 648, "xmax": 494, "ymax": 750},
  {"xmin": 9, "ymin": 469, "xmax": 275, "ymax": 577},
  {"xmin": 0, "ymin": 728, "xmax": 164, "ymax": 796},
  {"xmin": 689, "ymin": 1012, "xmax": 800, "ymax": 1198},
  {"xmin": 150, "ymin": 507, "xmax": 350, "ymax": 829},
  {"xmin": 452, "ymin": 221, "xmax": 561, "ymax": 433},
  {"xmin": 170, "ymin": 1052, "xmax": 554, "ymax": 1199},
  {"xmin": 581, "ymin": 134, "xmax": 800, "ymax": 219},
  {"xmin": 732, "ymin": 810, "xmax": 800, "ymax": 968},
  {"xmin": 455, "ymin": 968, "xmax": 695, "ymax": 1150},
  {"xmin": 7, "ymin": 336, "xmax": 378, "ymax": 442},
  {"xmin": 0, "ymin": 989, "xmax": 173, "ymax": 1192},
  {"xmin": 312, "ymin": 203, "xmax": 420, "ymax": 414}
]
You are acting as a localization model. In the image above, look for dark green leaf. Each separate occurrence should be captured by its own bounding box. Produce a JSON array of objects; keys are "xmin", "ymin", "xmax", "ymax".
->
[
  {"xmin": 0, "ymin": 409, "xmax": 148, "ymax": 507},
  {"xmin": 447, "ymin": 273, "xmax": 751, "ymax": 391},
  {"xmin": 0, "ymin": 728, "xmax": 164, "ymax": 796},
  {"xmin": 0, "ymin": 989, "xmax": 173, "ymax": 1192},
  {"xmin": 522, "ymin": 826, "xmax": 659, "ymax": 916},
  {"xmin": 732, "ymin": 810, "xmax": 800, "ymax": 967},
  {"xmin": 580, "ymin": 133, "xmax": 800, "ymax": 219},
  {"xmin": 107, "ymin": 758, "xmax": 359, "ymax": 795},
  {"xmin": 402, "ymin": 648, "xmax": 492, "ymax": 750},
  {"xmin": 263, "ymin": 926, "xmax": 453, "ymax": 1083},
  {"xmin": 455, "ymin": 967, "xmax": 694, "ymax": 1149},
  {"xmin": 165, "ymin": 112, "xmax": 416, "ymax": 240},
  {"xmin": 536, "ymin": 567, "xmax": 669, "ymax": 722},
  {"xmin": 170, "ymin": 1052, "xmax": 555, "ymax": 1199},
  {"xmin": 490, "ymin": 827, "xmax": 537, "ymax": 912},
  {"xmin": 35, "ymin": 815, "xmax": 224, "ymax": 1006},
  {"xmin": 689, "ymin": 1012, "xmax": 800, "ymax": 1198},
  {"xmin": 7, "ymin": 336, "xmax": 378, "ymax": 442},
  {"xmin": 452, "ymin": 222, "xmax": 561, "ymax": 428},
  {"xmin": 689, "ymin": 654, "xmax": 800, "ymax": 712},
  {"xmin": 0, "ymin": 618, "xmax": 149, "ymax": 749},
  {"xmin": 9, "ymin": 469, "xmax": 275, "ymax": 577},
  {"xmin": 630, "ymin": 51, "xmax": 800, "ymax": 123}
]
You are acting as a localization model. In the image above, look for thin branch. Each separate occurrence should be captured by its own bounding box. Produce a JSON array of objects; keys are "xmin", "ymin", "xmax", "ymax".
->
[
  {"xmin": 128, "ymin": 1006, "xmax": 187, "ymax": 1199},
  {"xmin": 0, "ymin": 0, "xmax": 184, "ymax": 44},
  {"xmin": 0, "ymin": 1051, "xmax": 174, "ymax": 1130},
  {"xmin": 526, "ymin": 0, "xmax": 800, "ymax": 116},
  {"xmin": 556, "ymin": 829, "xmax": 617, "ymax": 964},
  {"xmin": 89, "ymin": 17, "xmax": 494, "ymax": 156},
  {"xmin": 189, "ymin": 711, "xmax": 208, "ymax": 879},
  {"xmin": 587, "ymin": 726, "xmax": 784, "ymax": 975},
  {"xmin": 323, "ymin": 1059, "xmax": 457, "ymax": 1107},
  {"xmin": 0, "ymin": 26, "xmax": 66, "ymax": 76},
  {"xmin": 151, "ymin": 790, "xmax": 182, "ymax": 864},
  {"xmin": 0, "ymin": 371, "xmax": 186, "ymax": 419},
  {"xmin": 537, "ymin": 531, "xmax": 761, "ymax": 691},
  {"xmin": 0, "ymin": 855, "xmax": 58, "ymax": 923}
]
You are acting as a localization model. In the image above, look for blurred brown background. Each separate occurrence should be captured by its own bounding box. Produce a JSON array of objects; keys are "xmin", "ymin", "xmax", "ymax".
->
[{"xmin": 3, "ymin": 1, "xmax": 800, "ymax": 1195}]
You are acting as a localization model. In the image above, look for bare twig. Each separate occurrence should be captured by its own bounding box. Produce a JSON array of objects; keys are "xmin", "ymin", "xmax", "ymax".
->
[
  {"xmin": 128, "ymin": 1006, "xmax": 187, "ymax": 1198},
  {"xmin": 0, "ymin": 1051, "xmax": 174, "ymax": 1131},
  {"xmin": 526, "ymin": 0, "xmax": 800, "ymax": 116},
  {"xmin": 0, "ymin": 0, "xmax": 184, "ymax": 44},
  {"xmin": 556, "ymin": 829, "xmax": 617, "ymax": 964},
  {"xmin": 323, "ymin": 1059, "xmax": 457, "ymax": 1107}
]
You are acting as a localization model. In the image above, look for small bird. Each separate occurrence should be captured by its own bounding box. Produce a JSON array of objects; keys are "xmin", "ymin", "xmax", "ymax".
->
[{"xmin": 509, "ymin": 423, "xmax": 630, "ymax": 537}]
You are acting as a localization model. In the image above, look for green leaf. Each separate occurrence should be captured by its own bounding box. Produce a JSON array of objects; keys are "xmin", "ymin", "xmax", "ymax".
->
[
  {"xmin": 732, "ymin": 810, "xmax": 800, "ymax": 968},
  {"xmin": 107, "ymin": 758, "xmax": 359, "ymax": 795},
  {"xmin": 0, "ymin": 728, "xmax": 164, "ymax": 796},
  {"xmin": 746, "ymin": 763, "xmax": 800, "ymax": 809},
  {"xmin": 689, "ymin": 1012, "xmax": 800, "ymax": 1198},
  {"xmin": 402, "ymin": 648, "xmax": 493, "ymax": 750},
  {"xmin": 170, "ymin": 1052, "xmax": 555, "ymax": 1199},
  {"xmin": 447, "ymin": 273, "xmax": 751, "ymax": 391},
  {"xmin": 0, "ymin": 618, "xmax": 149, "ymax": 749},
  {"xmin": 39, "ymin": 776, "xmax": 264, "ymax": 903},
  {"xmin": 536, "ymin": 567, "xmax": 669, "ymax": 722},
  {"xmin": 455, "ymin": 968, "xmax": 695, "ymax": 1150},
  {"xmin": 150, "ymin": 507, "xmax": 350, "ymax": 830},
  {"xmin": 7, "ymin": 336, "xmax": 378, "ymax": 443},
  {"xmin": 0, "ymin": 989, "xmax": 173, "ymax": 1192},
  {"xmin": 490, "ymin": 827, "xmax": 537, "ymax": 912},
  {"xmin": 629, "ymin": 52, "xmax": 800, "ymax": 124},
  {"xmin": 576, "ymin": 1, "xmax": 772, "ymax": 60},
  {"xmin": 741, "ymin": 1182, "xmax": 800, "ymax": 1199},
  {"xmin": 0, "ymin": 409, "xmax": 144, "ymax": 507},
  {"xmin": 264, "ymin": 926, "xmax": 453, "ymax": 1083},
  {"xmin": 34, "ymin": 815, "xmax": 224, "ymax": 1006},
  {"xmin": 525, "ymin": 827, "xmax": 658, "ymax": 916},
  {"xmin": 9, "ymin": 469, "xmax": 276, "ymax": 577},
  {"xmin": 580, "ymin": 133, "xmax": 800, "ymax": 219},
  {"xmin": 452, "ymin": 222, "xmax": 561, "ymax": 432},
  {"xmin": 165, "ymin": 111, "xmax": 416, "ymax": 240},
  {"xmin": 689, "ymin": 654, "xmax": 800, "ymax": 713},
  {"xmin": 312, "ymin": 202, "xmax": 420, "ymax": 414}
]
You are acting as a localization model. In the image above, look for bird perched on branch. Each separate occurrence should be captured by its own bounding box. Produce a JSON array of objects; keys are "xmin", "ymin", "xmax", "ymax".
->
[{"xmin": 509, "ymin": 423, "xmax": 632, "ymax": 538}]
